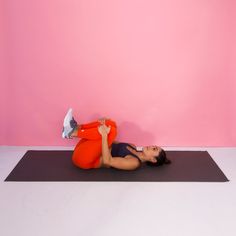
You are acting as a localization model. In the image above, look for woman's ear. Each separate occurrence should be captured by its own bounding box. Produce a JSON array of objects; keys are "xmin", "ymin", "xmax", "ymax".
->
[{"xmin": 152, "ymin": 158, "xmax": 157, "ymax": 163}]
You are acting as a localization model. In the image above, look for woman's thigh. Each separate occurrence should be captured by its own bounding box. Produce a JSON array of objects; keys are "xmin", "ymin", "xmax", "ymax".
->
[
  {"xmin": 72, "ymin": 126, "xmax": 117, "ymax": 169},
  {"xmin": 72, "ymin": 139, "xmax": 102, "ymax": 169}
]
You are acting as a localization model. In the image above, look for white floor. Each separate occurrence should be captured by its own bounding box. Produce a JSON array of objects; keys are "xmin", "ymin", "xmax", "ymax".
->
[{"xmin": 0, "ymin": 146, "xmax": 235, "ymax": 236}]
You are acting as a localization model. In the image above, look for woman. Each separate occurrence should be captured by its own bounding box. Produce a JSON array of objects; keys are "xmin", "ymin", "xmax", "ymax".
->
[{"xmin": 62, "ymin": 108, "xmax": 171, "ymax": 170}]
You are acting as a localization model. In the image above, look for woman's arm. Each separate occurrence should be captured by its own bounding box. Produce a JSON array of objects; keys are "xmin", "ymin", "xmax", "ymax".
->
[
  {"xmin": 108, "ymin": 157, "xmax": 140, "ymax": 170},
  {"xmin": 128, "ymin": 143, "xmax": 136, "ymax": 149},
  {"xmin": 101, "ymin": 137, "xmax": 139, "ymax": 170},
  {"xmin": 101, "ymin": 134, "xmax": 112, "ymax": 165}
]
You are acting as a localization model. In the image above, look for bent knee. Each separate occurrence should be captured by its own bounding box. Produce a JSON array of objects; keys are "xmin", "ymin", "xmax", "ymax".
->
[{"xmin": 106, "ymin": 119, "xmax": 117, "ymax": 128}]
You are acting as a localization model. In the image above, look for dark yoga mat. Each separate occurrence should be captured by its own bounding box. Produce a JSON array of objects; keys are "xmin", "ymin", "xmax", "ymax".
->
[{"xmin": 4, "ymin": 150, "xmax": 229, "ymax": 182}]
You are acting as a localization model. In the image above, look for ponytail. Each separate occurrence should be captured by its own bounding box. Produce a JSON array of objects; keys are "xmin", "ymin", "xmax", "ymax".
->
[{"xmin": 146, "ymin": 149, "xmax": 171, "ymax": 167}]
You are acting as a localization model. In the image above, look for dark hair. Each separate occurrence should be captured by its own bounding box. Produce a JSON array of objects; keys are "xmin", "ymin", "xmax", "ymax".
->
[{"xmin": 145, "ymin": 149, "xmax": 171, "ymax": 167}]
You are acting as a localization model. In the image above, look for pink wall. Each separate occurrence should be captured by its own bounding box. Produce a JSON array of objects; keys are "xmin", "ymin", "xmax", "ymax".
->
[
  {"xmin": 0, "ymin": 0, "xmax": 7, "ymax": 143},
  {"xmin": 1, "ymin": 0, "xmax": 236, "ymax": 147}
]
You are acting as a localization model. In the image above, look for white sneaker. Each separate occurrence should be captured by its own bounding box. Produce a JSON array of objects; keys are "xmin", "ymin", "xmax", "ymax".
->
[{"xmin": 62, "ymin": 108, "xmax": 78, "ymax": 139}]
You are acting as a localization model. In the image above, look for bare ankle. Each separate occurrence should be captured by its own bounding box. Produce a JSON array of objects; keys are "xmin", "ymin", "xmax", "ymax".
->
[{"xmin": 71, "ymin": 125, "xmax": 80, "ymax": 137}]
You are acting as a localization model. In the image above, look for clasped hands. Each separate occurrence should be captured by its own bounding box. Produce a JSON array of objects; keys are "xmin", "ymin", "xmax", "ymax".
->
[
  {"xmin": 97, "ymin": 117, "xmax": 111, "ymax": 136},
  {"xmin": 97, "ymin": 117, "xmax": 138, "ymax": 155}
]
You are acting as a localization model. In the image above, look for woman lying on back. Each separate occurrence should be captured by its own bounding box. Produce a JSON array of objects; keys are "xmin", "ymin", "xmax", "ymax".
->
[{"xmin": 62, "ymin": 108, "xmax": 171, "ymax": 170}]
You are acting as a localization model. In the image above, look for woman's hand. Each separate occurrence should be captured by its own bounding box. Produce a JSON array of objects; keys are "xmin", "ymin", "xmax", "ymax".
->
[
  {"xmin": 98, "ymin": 117, "xmax": 110, "ymax": 125},
  {"xmin": 98, "ymin": 124, "xmax": 111, "ymax": 136}
]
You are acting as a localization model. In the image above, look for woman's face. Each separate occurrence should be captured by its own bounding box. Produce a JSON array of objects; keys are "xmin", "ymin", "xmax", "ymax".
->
[{"xmin": 143, "ymin": 145, "xmax": 161, "ymax": 162}]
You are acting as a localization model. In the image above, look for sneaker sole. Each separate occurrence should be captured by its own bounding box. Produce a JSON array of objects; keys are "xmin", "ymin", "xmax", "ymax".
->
[
  {"xmin": 62, "ymin": 108, "xmax": 73, "ymax": 138},
  {"xmin": 63, "ymin": 108, "xmax": 73, "ymax": 127}
]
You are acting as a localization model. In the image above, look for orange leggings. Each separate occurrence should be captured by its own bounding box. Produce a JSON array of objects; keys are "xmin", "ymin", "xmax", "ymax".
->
[{"xmin": 72, "ymin": 119, "xmax": 118, "ymax": 169}]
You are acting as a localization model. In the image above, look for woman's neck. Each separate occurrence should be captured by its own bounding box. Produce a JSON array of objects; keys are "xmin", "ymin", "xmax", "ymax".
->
[{"xmin": 136, "ymin": 152, "xmax": 146, "ymax": 163}]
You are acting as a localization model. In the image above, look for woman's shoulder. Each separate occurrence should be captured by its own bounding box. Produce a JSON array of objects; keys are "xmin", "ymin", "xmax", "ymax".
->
[{"xmin": 113, "ymin": 141, "xmax": 136, "ymax": 148}]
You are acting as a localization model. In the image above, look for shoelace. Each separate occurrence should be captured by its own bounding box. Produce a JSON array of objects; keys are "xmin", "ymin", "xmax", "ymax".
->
[{"xmin": 70, "ymin": 117, "xmax": 77, "ymax": 128}]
